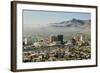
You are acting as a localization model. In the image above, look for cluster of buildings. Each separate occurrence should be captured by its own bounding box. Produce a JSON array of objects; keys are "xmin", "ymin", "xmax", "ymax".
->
[
  {"xmin": 23, "ymin": 34, "xmax": 64, "ymax": 48},
  {"xmin": 48, "ymin": 35, "xmax": 64, "ymax": 46},
  {"xmin": 71, "ymin": 33, "xmax": 90, "ymax": 46},
  {"xmin": 23, "ymin": 33, "xmax": 90, "ymax": 48},
  {"xmin": 23, "ymin": 33, "xmax": 91, "ymax": 62}
]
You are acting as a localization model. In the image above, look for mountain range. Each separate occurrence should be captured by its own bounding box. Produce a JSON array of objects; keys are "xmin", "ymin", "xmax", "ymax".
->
[{"xmin": 50, "ymin": 18, "xmax": 91, "ymax": 28}]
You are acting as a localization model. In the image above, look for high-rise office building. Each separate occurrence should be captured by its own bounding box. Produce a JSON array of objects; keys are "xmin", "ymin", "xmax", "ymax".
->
[{"xmin": 57, "ymin": 35, "xmax": 63, "ymax": 44}]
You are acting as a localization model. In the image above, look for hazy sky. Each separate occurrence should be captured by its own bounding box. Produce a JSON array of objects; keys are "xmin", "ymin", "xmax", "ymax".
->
[{"xmin": 23, "ymin": 10, "xmax": 91, "ymax": 27}]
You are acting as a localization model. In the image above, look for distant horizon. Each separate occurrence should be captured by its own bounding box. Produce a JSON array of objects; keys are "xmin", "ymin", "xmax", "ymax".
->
[
  {"xmin": 24, "ymin": 18, "xmax": 91, "ymax": 25},
  {"xmin": 23, "ymin": 10, "xmax": 91, "ymax": 28}
]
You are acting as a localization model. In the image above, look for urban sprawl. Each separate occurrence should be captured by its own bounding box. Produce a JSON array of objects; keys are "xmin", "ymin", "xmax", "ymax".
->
[{"xmin": 23, "ymin": 33, "xmax": 91, "ymax": 62}]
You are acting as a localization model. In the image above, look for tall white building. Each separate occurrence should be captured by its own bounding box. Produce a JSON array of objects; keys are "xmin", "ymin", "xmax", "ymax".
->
[
  {"xmin": 24, "ymin": 37, "xmax": 28, "ymax": 45},
  {"xmin": 23, "ymin": 35, "xmax": 33, "ymax": 45}
]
